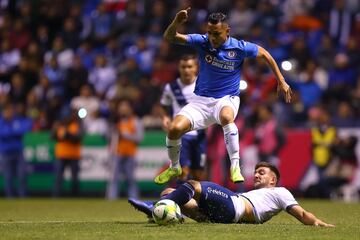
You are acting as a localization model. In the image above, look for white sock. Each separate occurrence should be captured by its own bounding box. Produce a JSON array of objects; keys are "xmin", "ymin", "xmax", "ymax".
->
[
  {"xmin": 222, "ymin": 123, "xmax": 240, "ymax": 170},
  {"xmin": 166, "ymin": 137, "xmax": 181, "ymax": 169}
]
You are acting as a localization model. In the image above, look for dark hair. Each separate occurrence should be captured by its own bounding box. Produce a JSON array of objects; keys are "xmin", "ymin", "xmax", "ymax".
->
[
  {"xmin": 207, "ymin": 12, "xmax": 227, "ymax": 24},
  {"xmin": 255, "ymin": 162, "xmax": 280, "ymax": 184},
  {"xmin": 179, "ymin": 54, "xmax": 197, "ymax": 61}
]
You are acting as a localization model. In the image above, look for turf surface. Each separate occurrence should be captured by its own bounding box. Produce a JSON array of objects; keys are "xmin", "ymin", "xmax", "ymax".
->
[{"xmin": 0, "ymin": 199, "xmax": 359, "ymax": 240}]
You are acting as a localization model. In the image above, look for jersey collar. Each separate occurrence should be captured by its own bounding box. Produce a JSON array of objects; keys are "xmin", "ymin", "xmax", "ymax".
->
[
  {"xmin": 206, "ymin": 35, "xmax": 231, "ymax": 50},
  {"xmin": 221, "ymin": 36, "xmax": 231, "ymax": 49}
]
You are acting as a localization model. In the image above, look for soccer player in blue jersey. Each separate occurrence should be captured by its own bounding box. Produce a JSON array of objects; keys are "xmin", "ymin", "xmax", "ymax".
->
[
  {"xmin": 160, "ymin": 54, "xmax": 206, "ymax": 181},
  {"xmin": 130, "ymin": 162, "xmax": 334, "ymax": 227},
  {"xmin": 154, "ymin": 8, "xmax": 292, "ymax": 184}
]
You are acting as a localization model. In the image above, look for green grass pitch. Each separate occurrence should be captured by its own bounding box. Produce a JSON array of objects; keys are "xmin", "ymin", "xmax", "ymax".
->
[{"xmin": 0, "ymin": 199, "xmax": 359, "ymax": 240}]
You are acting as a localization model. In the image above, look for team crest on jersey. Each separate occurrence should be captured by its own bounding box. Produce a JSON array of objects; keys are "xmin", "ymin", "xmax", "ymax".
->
[
  {"xmin": 205, "ymin": 54, "xmax": 213, "ymax": 63},
  {"xmin": 227, "ymin": 51, "xmax": 236, "ymax": 58}
]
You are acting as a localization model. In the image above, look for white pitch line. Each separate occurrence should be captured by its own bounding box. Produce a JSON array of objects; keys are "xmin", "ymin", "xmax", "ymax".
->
[{"xmin": 0, "ymin": 220, "xmax": 112, "ymax": 224}]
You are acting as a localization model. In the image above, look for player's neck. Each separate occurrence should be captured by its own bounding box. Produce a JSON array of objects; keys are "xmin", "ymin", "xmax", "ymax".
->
[{"xmin": 180, "ymin": 77, "xmax": 196, "ymax": 85}]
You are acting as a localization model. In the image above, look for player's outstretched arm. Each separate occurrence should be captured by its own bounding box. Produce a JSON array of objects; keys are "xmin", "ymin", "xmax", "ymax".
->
[
  {"xmin": 288, "ymin": 205, "xmax": 335, "ymax": 227},
  {"xmin": 163, "ymin": 7, "xmax": 190, "ymax": 44},
  {"xmin": 256, "ymin": 46, "xmax": 292, "ymax": 103}
]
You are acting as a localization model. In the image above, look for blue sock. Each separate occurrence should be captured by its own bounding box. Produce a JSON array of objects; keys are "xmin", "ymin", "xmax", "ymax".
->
[{"xmin": 161, "ymin": 182, "xmax": 195, "ymax": 206}]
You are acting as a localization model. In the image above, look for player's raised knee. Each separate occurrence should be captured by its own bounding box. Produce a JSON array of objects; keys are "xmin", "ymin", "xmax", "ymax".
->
[
  {"xmin": 168, "ymin": 121, "xmax": 189, "ymax": 138},
  {"xmin": 187, "ymin": 180, "xmax": 201, "ymax": 193},
  {"xmin": 160, "ymin": 188, "xmax": 176, "ymax": 197},
  {"xmin": 219, "ymin": 107, "xmax": 235, "ymax": 126}
]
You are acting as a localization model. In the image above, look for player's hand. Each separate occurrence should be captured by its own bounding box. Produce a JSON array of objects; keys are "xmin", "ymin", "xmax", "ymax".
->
[
  {"xmin": 174, "ymin": 7, "xmax": 191, "ymax": 24},
  {"xmin": 162, "ymin": 116, "xmax": 171, "ymax": 132},
  {"xmin": 314, "ymin": 219, "xmax": 335, "ymax": 227},
  {"xmin": 277, "ymin": 80, "xmax": 292, "ymax": 103}
]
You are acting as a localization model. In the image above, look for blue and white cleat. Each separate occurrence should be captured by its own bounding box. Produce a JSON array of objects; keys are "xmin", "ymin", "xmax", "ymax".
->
[{"xmin": 128, "ymin": 198, "xmax": 154, "ymax": 219}]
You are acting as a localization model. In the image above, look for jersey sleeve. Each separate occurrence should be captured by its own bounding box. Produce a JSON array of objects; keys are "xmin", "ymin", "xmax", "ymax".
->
[
  {"xmin": 185, "ymin": 34, "xmax": 206, "ymax": 48},
  {"xmin": 276, "ymin": 188, "xmax": 299, "ymax": 211},
  {"xmin": 243, "ymin": 41, "xmax": 258, "ymax": 58},
  {"xmin": 160, "ymin": 84, "xmax": 172, "ymax": 106}
]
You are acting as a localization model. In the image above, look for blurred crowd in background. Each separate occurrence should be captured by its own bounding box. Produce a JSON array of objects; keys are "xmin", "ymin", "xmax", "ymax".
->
[{"xmin": 0, "ymin": 0, "xmax": 359, "ymax": 199}]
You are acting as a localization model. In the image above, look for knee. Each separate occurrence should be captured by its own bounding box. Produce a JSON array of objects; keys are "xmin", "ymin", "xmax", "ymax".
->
[
  {"xmin": 219, "ymin": 108, "xmax": 234, "ymax": 126},
  {"xmin": 168, "ymin": 122, "xmax": 187, "ymax": 139},
  {"xmin": 187, "ymin": 180, "xmax": 201, "ymax": 194},
  {"xmin": 219, "ymin": 114, "xmax": 233, "ymax": 126},
  {"xmin": 160, "ymin": 188, "xmax": 175, "ymax": 197}
]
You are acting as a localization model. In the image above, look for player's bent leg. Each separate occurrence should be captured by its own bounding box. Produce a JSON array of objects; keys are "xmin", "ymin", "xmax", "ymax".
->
[
  {"xmin": 154, "ymin": 115, "xmax": 192, "ymax": 184},
  {"xmin": 160, "ymin": 186, "xmax": 207, "ymax": 222},
  {"xmin": 168, "ymin": 115, "xmax": 192, "ymax": 139},
  {"xmin": 198, "ymin": 181, "xmax": 238, "ymax": 223},
  {"xmin": 219, "ymin": 106, "xmax": 244, "ymax": 183}
]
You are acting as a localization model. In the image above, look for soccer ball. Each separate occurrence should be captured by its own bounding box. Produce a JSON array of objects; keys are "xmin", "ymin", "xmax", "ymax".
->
[{"xmin": 152, "ymin": 199, "xmax": 182, "ymax": 225}]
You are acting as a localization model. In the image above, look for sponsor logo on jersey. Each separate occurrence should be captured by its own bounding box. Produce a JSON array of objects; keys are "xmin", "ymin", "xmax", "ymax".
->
[
  {"xmin": 205, "ymin": 54, "xmax": 213, "ymax": 63},
  {"xmin": 227, "ymin": 51, "xmax": 236, "ymax": 58},
  {"xmin": 204, "ymin": 54, "xmax": 235, "ymax": 70}
]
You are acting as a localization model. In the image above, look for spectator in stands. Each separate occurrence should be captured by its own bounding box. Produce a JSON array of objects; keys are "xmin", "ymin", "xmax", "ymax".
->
[
  {"xmin": 71, "ymin": 84, "xmax": 100, "ymax": 117},
  {"xmin": 142, "ymin": 103, "xmax": 164, "ymax": 130},
  {"xmin": 52, "ymin": 109, "xmax": 84, "ymax": 197},
  {"xmin": 76, "ymin": 41, "xmax": 96, "ymax": 70},
  {"xmin": 331, "ymin": 101, "xmax": 358, "ymax": 127},
  {"xmin": 60, "ymin": 17, "xmax": 81, "ymax": 50},
  {"xmin": 8, "ymin": 18, "xmax": 31, "ymax": 51},
  {"xmin": 9, "ymin": 73, "xmax": 28, "ymax": 104},
  {"xmin": 106, "ymin": 74, "xmax": 140, "ymax": 102},
  {"xmin": 0, "ymin": 39, "xmax": 21, "ymax": 78},
  {"xmin": 83, "ymin": 109, "xmax": 109, "ymax": 136},
  {"xmin": 125, "ymin": 37, "xmax": 155, "ymax": 74},
  {"xmin": 107, "ymin": 99, "xmax": 143, "ymax": 200},
  {"xmin": 43, "ymin": 56, "xmax": 65, "ymax": 96},
  {"xmin": 316, "ymin": 35, "xmax": 336, "ymax": 71},
  {"xmin": 329, "ymin": 0, "xmax": 353, "ymax": 48},
  {"xmin": 90, "ymin": 2, "xmax": 114, "ymax": 44},
  {"xmin": 228, "ymin": 0, "xmax": 255, "ymax": 39},
  {"xmin": 88, "ymin": 54, "xmax": 116, "ymax": 99},
  {"xmin": 35, "ymin": 25, "xmax": 51, "ymax": 53},
  {"xmin": 254, "ymin": 104, "xmax": 286, "ymax": 167},
  {"xmin": 288, "ymin": 61, "xmax": 324, "ymax": 110},
  {"xmin": 311, "ymin": 109, "xmax": 337, "ymax": 180},
  {"xmin": 44, "ymin": 36, "xmax": 74, "ymax": 70},
  {"xmin": 0, "ymin": 103, "xmax": 32, "ymax": 198},
  {"xmin": 64, "ymin": 55, "xmax": 89, "ymax": 100}
]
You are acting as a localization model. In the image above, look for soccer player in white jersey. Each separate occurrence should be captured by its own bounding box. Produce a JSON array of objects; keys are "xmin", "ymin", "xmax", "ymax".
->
[
  {"xmin": 160, "ymin": 54, "xmax": 206, "ymax": 181},
  {"xmin": 129, "ymin": 162, "xmax": 334, "ymax": 227},
  {"xmin": 154, "ymin": 8, "xmax": 292, "ymax": 184}
]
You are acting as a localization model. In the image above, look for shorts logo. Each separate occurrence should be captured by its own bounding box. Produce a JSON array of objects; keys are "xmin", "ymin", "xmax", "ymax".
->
[
  {"xmin": 227, "ymin": 51, "xmax": 236, "ymax": 58},
  {"xmin": 205, "ymin": 54, "xmax": 213, "ymax": 63},
  {"xmin": 207, "ymin": 187, "xmax": 228, "ymax": 198}
]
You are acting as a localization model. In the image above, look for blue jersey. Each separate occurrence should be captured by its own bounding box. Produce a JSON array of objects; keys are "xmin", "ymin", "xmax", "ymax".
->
[{"xmin": 185, "ymin": 34, "xmax": 258, "ymax": 98}]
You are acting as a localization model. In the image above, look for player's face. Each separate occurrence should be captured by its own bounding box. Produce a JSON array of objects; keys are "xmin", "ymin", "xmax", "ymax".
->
[
  {"xmin": 178, "ymin": 59, "xmax": 198, "ymax": 84},
  {"xmin": 207, "ymin": 22, "xmax": 229, "ymax": 48},
  {"xmin": 253, "ymin": 167, "xmax": 277, "ymax": 189}
]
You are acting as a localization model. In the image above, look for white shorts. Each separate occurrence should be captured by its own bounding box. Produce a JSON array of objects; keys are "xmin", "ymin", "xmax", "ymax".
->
[{"xmin": 177, "ymin": 95, "xmax": 240, "ymax": 130}]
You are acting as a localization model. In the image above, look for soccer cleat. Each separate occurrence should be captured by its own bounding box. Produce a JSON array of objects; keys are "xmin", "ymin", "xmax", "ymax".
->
[
  {"xmin": 230, "ymin": 165, "xmax": 245, "ymax": 183},
  {"xmin": 128, "ymin": 198, "xmax": 154, "ymax": 218},
  {"xmin": 154, "ymin": 167, "xmax": 182, "ymax": 184}
]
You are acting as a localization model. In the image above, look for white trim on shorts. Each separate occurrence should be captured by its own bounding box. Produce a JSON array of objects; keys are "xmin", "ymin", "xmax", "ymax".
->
[{"xmin": 231, "ymin": 195, "xmax": 246, "ymax": 223}]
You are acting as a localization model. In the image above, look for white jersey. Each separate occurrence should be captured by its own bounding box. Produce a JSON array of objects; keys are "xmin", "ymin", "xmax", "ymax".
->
[
  {"xmin": 240, "ymin": 187, "xmax": 298, "ymax": 223},
  {"xmin": 160, "ymin": 78, "xmax": 197, "ymax": 135},
  {"xmin": 160, "ymin": 78, "xmax": 196, "ymax": 115}
]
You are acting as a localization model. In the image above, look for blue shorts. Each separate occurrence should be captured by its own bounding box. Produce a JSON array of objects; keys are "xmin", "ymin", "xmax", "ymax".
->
[
  {"xmin": 180, "ymin": 130, "xmax": 206, "ymax": 170},
  {"xmin": 198, "ymin": 181, "xmax": 237, "ymax": 223}
]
